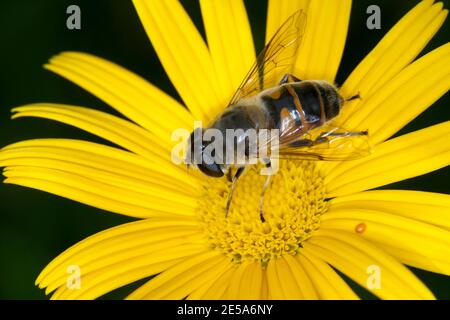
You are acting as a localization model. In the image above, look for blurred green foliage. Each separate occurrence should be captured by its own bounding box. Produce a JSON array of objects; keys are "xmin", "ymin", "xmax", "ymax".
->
[{"xmin": 0, "ymin": 0, "xmax": 448, "ymax": 299}]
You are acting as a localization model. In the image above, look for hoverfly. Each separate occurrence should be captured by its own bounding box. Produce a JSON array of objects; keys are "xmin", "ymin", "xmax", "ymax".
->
[{"xmin": 186, "ymin": 10, "xmax": 370, "ymax": 221}]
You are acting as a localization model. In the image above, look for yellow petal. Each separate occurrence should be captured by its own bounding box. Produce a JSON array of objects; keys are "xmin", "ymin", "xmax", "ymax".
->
[
  {"xmin": 306, "ymin": 230, "xmax": 435, "ymax": 299},
  {"xmin": 238, "ymin": 261, "xmax": 264, "ymax": 300},
  {"xmin": 283, "ymin": 255, "xmax": 318, "ymax": 299},
  {"xmin": 267, "ymin": 258, "xmax": 303, "ymax": 299},
  {"xmin": 4, "ymin": 166, "xmax": 196, "ymax": 218},
  {"xmin": 200, "ymin": 0, "xmax": 255, "ymax": 112},
  {"xmin": 326, "ymin": 121, "xmax": 450, "ymax": 197},
  {"xmin": 37, "ymin": 217, "xmax": 200, "ymax": 286},
  {"xmin": 51, "ymin": 242, "xmax": 206, "ymax": 299},
  {"xmin": 187, "ymin": 263, "xmax": 235, "ymax": 300},
  {"xmin": 132, "ymin": 0, "xmax": 222, "ymax": 122},
  {"xmin": 379, "ymin": 244, "xmax": 449, "ymax": 276},
  {"xmin": 295, "ymin": 0, "xmax": 352, "ymax": 82},
  {"xmin": 220, "ymin": 265, "xmax": 247, "ymax": 300},
  {"xmin": 43, "ymin": 223, "xmax": 205, "ymax": 297},
  {"xmin": 159, "ymin": 255, "xmax": 232, "ymax": 300},
  {"xmin": 338, "ymin": 43, "xmax": 450, "ymax": 145},
  {"xmin": 322, "ymin": 208, "xmax": 450, "ymax": 275},
  {"xmin": 126, "ymin": 250, "xmax": 224, "ymax": 299},
  {"xmin": 225, "ymin": 261, "xmax": 263, "ymax": 300},
  {"xmin": 329, "ymin": 190, "xmax": 450, "ymax": 229},
  {"xmin": 266, "ymin": 259, "xmax": 286, "ymax": 299},
  {"xmin": 45, "ymin": 52, "xmax": 193, "ymax": 133},
  {"xmin": 266, "ymin": 0, "xmax": 310, "ymax": 43},
  {"xmin": 1, "ymin": 140, "xmax": 200, "ymax": 218},
  {"xmin": 261, "ymin": 269, "xmax": 270, "ymax": 299},
  {"xmin": 188, "ymin": 267, "xmax": 236, "ymax": 300},
  {"xmin": 45, "ymin": 230, "xmax": 204, "ymax": 295},
  {"xmin": 297, "ymin": 249, "xmax": 358, "ymax": 300},
  {"xmin": 1, "ymin": 139, "xmax": 198, "ymax": 192},
  {"xmin": 12, "ymin": 103, "xmax": 172, "ymax": 161},
  {"xmin": 340, "ymin": 0, "xmax": 447, "ymax": 105}
]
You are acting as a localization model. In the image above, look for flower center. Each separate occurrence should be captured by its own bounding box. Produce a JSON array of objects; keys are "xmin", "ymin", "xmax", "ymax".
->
[{"xmin": 198, "ymin": 160, "xmax": 327, "ymax": 265}]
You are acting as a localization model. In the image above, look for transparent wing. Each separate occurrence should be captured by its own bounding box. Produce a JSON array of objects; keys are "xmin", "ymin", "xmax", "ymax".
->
[
  {"xmin": 265, "ymin": 123, "xmax": 372, "ymax": 161},
  {"xmin": 228, "ymin": 10, "xmax": 307, "ymax": 106}
]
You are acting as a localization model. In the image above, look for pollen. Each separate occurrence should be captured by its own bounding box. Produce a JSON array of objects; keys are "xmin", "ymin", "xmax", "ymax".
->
[{"xmin": 198, "ymin": 160, "xmax": 328, "ymax": 265}]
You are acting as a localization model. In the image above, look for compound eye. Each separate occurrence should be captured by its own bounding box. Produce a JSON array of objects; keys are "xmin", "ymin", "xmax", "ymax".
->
[{"xmin": 197, "ymin": 162, "xmax": 224, "ymax": 177}]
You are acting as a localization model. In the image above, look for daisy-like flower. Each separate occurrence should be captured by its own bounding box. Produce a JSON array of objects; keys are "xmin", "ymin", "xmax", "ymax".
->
[{"xmin": 1, "ymin": 0, "xmax": 449, "ymax": 299}]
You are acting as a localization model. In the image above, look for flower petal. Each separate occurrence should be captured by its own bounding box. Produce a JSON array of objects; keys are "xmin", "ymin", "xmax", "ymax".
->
[
  {"xmin": 36, "ymin": 217, "xmax": 203, "ymax": 298},
  {"xmin": 329, "ymin": 190, "xmax": 450, "ymax": 229},
  {"xmin": 1, "ymin": 139, "xmax": 197, "ymax": 189},
  {"xmin": 322, "ymin": 208, "xmax": 450, "ymax": 275},
  {"xmin": 188, "ymin": 267, "xmax": 235, "ymax": 300},
  {"xmin": 261, "ymin": 269, "xmax": 269, "ymax": 299},
  {"xmin": 126, "ymin": 250, "xmax": 224, "ymax": 299},
  {"xmin": 223, "ymin": 261, "xmax": 263, "ymax": 300},
  {"xmin": 266, "ymin": 259, "xmax": 287, "ymax": 299},
  {"xmin": 297, "ymin": 249, "xmax": 358, "ymax": 299},
  {"xmin": 161, "ymin": 255, "xmax": 232, "ymax": 300},
  {"xmin": 133, "ymin": 0, "xmax": 222, "ymax": 121},
  {"xmin": 45, "ymin": 52, "xmax": 193, "ymax": 133},
  {"xmin": 339, "ymin": 43, "xmax": 450, "ymax": 145},
  {"xmin": 1, "ymin": 139, "xmax": 200, "ymax": 218},
  {"xmin": 187, "ymin": 264, "xmax": 235, "ymax": 300},
  {"xmin": 12, "ymin": 103, "xmax": 172, "ymax": 161},
  {"xmin": 340, "ymin": 0, "xmax": 447, "ymax": 105},
  {"xmin": 326, "ymin": 121, "xmax": 450, "ymax": 197},
  {"xmin": 37, "ymin": 217, "xmax": 200, "ymax": 286},
  {"xmin": 306, "ymin": 230, "xmax": 435, "ymax": 299},
  {"xmin": 238, "ymin": 261, "xmax": 264, "ymax": 300},
  {"xmin": 266, "ymin": 0, "xmax": 310, "ymax": 43},
  {"xmin": 283, "ymin": 255, "xmax": 319, "ymax": 299},
  {"xmin": 267, "ymin": 255, "xmax": 318, "ymax": 300},
  {"xmin": 295, "ymin": 0, "xmax": 352, "ymax": 82},
  {"xmin": 200, "ymin": 0, "xmax": 255, "ymax": 112},
  {"xmin": 267, "ymin": 257, "xmax": 303, "ymax": 299},
  {"xmin": 3, "ymin": 169, "xmax": 195, "ymax": 218},
  {"xmin": 51, "ymin": 244, "xmax": 206, "ymax": 299},
  {"xmin": 267, "ymin": 0, "xmax": 351, "ymax": 81}
]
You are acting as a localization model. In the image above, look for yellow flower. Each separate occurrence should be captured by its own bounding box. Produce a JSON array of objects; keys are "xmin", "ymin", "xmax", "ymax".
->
[{"xmin": 1, "ymin": 0, "xmax": 449, "ymax": 299}]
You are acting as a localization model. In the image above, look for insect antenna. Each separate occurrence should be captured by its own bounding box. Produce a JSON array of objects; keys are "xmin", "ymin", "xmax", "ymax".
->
[{"xmin": 346, "ymin": 92, "xmax": 362, "ymax": 102}]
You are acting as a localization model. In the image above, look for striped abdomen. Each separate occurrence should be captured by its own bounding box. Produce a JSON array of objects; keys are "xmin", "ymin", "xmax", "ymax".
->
[{"xmin": 261, "ymin": 80, "xmax": 343, "ymax": 133}]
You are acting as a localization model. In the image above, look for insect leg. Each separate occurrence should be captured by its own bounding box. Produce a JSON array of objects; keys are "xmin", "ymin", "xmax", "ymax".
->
[
  {"xmin": 226, "ymin": 170, "xmax": 233, "ymax": 182},
  {"xmin": 288, "ymin": 136, "xmax": 328, "ymax": 147},
  {"xmin": 288, "ymin": 139, "xmax": 315, "ymax": 147},
  {"xmin": 346, "ymin": 92, "xmax": 361, "ymax": 102},
  {"xmin": 279, "ymin": 73, "xmax": 302, "ymax": 85},
  {"xmin": 322, "ymin": 130, "xmax": 368, "ymax": 137},
  {"xmin": 312, "ymin": 136, "xmax": 330, "ymax": 147},
  {"xmin": 312, "ymin": 130, "xmax": 368, "ymax": 147},
  {"xmin": 225, "ymin": 167, "xmax": 246, "ymax": 217},
  {"xmin": 259, "ymin": 161, "xmax": 273, "ymax": 222}
]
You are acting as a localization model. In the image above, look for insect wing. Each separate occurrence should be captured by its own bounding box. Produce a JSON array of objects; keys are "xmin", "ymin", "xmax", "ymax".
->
[
  {"xmin": 228, "ymin": 10, "xmax": 307, "ymax": 106},
  {"xmin": 271, "ymin": 123, "xmax": 372, "ymax": 161}
]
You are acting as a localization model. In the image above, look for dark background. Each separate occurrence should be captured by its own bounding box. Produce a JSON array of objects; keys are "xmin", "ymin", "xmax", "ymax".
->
[{"xmin": 0, "ymin": 0, "xmax": 448, "ymax": 299}]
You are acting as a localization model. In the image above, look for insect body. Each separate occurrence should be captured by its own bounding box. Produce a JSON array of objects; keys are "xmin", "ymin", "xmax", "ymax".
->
[
  {"xmin": 186, "ymin": 10, "xmax": 370, "ymax": 220},
  {"xmin": 257, "ymin": 78, "xmax": 344, "ymax": 145}
]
